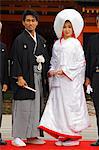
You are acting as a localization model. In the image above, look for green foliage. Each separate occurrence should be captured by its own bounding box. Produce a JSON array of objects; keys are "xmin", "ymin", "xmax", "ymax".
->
[
  {"xmin": 3, "ymin": 90, "xmax": 13, "ymax": 101},
  {"xmin": 3, "ymin": 90, "xmax": 13, "ymax": 114}
]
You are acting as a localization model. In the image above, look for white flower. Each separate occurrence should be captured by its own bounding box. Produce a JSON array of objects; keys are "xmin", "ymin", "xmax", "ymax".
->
[
  {"xmin": 35, "ymin": 55, "xmax": 45, "ymax": 71},
  {"xmin": 35, "ymin": 55, "xmax": 45, "ymax": 63}
]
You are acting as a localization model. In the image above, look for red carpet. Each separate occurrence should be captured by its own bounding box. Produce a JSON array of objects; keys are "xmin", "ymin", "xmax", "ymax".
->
[{"xmin": 0, "ymin": 140, "xmax": 99, "ymax": 150}]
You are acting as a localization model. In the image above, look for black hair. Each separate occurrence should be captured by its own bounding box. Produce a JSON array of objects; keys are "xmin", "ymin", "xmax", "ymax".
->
[{"xmin": 22, "ymin": 10, "xmax": 39, "ymax": 21}]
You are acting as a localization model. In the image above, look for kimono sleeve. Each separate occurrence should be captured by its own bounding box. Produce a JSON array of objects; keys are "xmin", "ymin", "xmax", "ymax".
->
[
  {"xmin": 2, "ymin": 44, "xmax": 9, "ymax": 85},
  {"xmin": 42, "ymin": 41, "xmax": 50, "ymax": 78},
  {"xmin": 49, "ymin": 43, "xmax": 57, "ymax": 71},
  {"xmin": 11, "ymin": 39, "xmax": 23, "ymax": 78},
  {"xmin": 61, "ymin": 40, "xmax": 86, "ymax": 80},
  {"xmin": 85, "ymin": 36, "xmax": 95, "ymax": 80}
]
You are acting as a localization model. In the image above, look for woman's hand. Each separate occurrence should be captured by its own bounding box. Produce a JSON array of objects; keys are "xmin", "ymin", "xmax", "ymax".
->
[
  {"xmin": 56, "ymin": 70, "xmax": 64, "ymax": 76},
  {"xmin": 47, "ymin": 70, "xmax": 56, "ymax": 77},
  {"xmin": 48, "ymin": 69, "xmax": 64, "ymax": 77}
]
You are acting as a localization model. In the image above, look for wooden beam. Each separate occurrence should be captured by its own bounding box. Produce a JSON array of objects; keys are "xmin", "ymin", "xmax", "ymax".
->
[
  {"xmin": 84, "ymin": 26, "xmax": 99, "ymax": 33},
  {"xmin": 0, "ymin": 0, "xmax": 74, "ymax": 6},
  {"xmin": 0, "ymin": 6, "xmax": 62, "ymax": 12},
  {"xmin": 1, "ymin": 14, "xmax": 55, "ymax": 22}
]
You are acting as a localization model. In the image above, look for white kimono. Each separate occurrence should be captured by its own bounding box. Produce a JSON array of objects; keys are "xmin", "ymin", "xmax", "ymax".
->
[{"xmin": 39, "ymin": 37, "xmax": 90, "ymax": 141}]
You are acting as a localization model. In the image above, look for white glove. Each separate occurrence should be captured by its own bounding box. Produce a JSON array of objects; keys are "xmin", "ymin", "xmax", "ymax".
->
[{"xmin": 86, "ymin": 84, "xmax": 93, "ymax": 94}]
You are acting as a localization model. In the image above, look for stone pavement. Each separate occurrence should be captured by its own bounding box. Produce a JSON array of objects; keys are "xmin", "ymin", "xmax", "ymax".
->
[{"xmin": 0, "ymin": 100, "xmax": 98, "ymax": 141}]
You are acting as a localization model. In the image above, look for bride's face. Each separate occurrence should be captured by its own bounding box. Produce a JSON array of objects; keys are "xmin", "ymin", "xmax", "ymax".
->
[{"xmin": 62, "ymin": 20, "xmax": 73, "ymax": 39}]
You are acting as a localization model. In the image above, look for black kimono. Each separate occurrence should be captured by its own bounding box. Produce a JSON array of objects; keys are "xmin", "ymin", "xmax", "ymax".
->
[
  {"xmin": 11, "ymin": 30, "xmax": 49, "ymax": 100},
  {"xmin": 11, "ymin": 30, "xmax": 50, "ymax": 138},
  {"xmin": 85, "ymin": 33, "xmax": 99, "ymax": 137},
  {"xmin": 0, "ymin": 41, "xmax": 8, "ymax": 127}
]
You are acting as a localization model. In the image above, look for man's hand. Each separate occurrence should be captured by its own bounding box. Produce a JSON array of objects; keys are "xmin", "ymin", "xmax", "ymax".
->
[
  {"xmin": 2, "ymin": 84, "xmax": 8, "ymax": 92},
  {"xmin": 17, "ymin": 76, "xmax": 27, "ymax": 87},
  {"xmin": 85, "ymin": 77, "xmax": 91, "ymax": 87}
]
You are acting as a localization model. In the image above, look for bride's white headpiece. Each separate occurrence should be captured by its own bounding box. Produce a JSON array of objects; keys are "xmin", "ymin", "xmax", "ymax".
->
[{"xmin": 54, "ymin": 9, "xmax": 84, "ymax": 38}]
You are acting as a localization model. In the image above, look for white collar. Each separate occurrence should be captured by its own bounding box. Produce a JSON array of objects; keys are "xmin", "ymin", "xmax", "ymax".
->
[{"xmin": 25, "ymin": 29, "xmax": 37, "ymax": 43}]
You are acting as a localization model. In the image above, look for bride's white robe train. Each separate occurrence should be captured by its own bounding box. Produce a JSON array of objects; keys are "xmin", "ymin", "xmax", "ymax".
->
[{"xmin": 39, "ymin": 38, "xmax": 90, "ymax": 141}]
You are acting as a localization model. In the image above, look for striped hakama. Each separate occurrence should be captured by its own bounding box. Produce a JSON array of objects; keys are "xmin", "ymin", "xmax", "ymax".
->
[{"xmin": 12, "ymin": 66, "xmax": 43, "ymax": 139}]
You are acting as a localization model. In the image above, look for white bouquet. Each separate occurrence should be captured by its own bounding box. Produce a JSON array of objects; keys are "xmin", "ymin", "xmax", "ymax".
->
[{"xmin": 35, "ymin": 55, "xmax": 45, "ymax": 71}]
